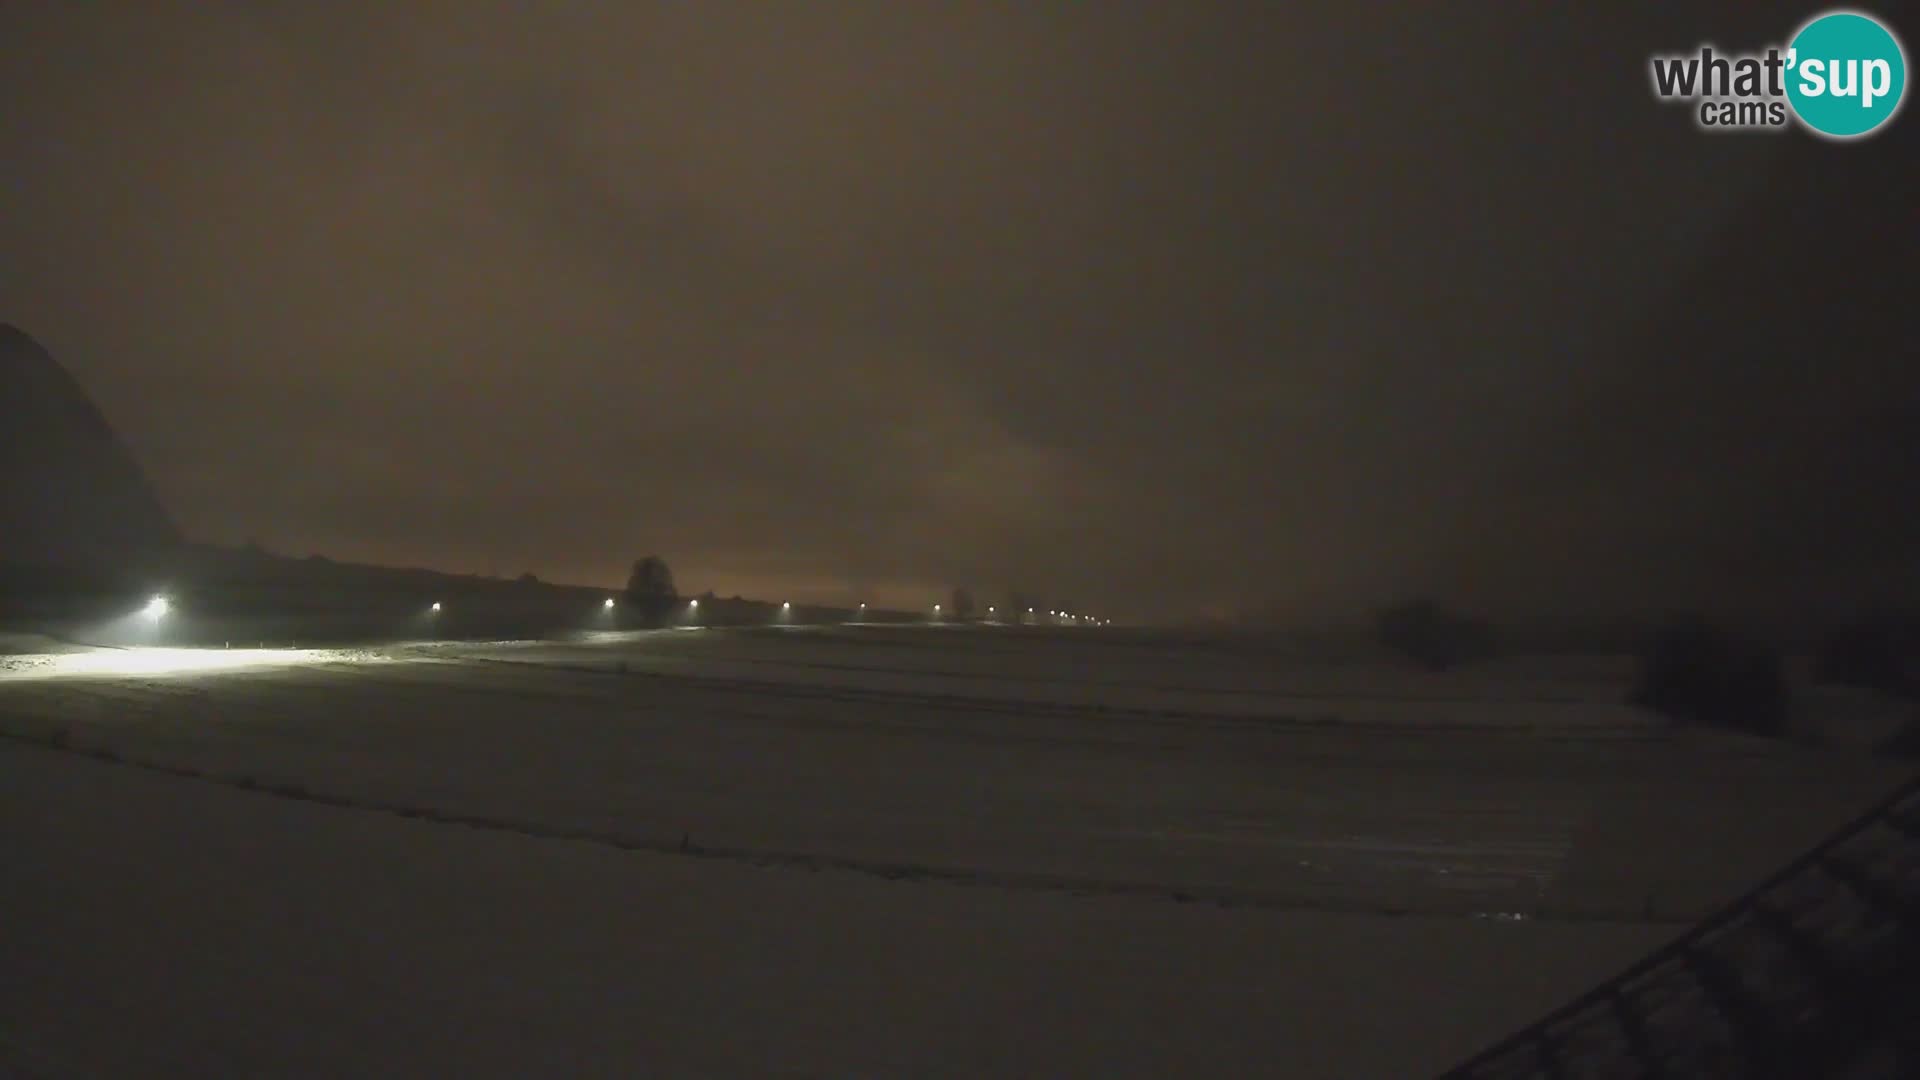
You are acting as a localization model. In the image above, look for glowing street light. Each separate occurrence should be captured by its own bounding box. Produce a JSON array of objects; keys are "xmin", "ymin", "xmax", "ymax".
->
[
  {"xmin": 143, "ymin": 595, "xmax": 170, "ymax": 619},
  {"xmin": 429, "ymin": 601, "xmax": 443, "ymax": 613},
  {"xmin": 688, "ymin": 598, "xmax": 699, "ymax": 609},
  {"xmin": 603, "ymin": 598, "xmax": 616, "ymax": 609}
]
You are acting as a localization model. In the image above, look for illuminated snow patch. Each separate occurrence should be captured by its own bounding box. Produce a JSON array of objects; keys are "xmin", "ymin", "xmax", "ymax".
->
[{"xmin": 0, "ymin": 647, "xmax": 342, "ymax": 680}]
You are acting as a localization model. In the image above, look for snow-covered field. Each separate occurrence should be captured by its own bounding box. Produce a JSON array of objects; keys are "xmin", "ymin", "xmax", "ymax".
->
[{"xmin": 1, "ymin": 626, "xmax": 1908, "ymax": 1076}]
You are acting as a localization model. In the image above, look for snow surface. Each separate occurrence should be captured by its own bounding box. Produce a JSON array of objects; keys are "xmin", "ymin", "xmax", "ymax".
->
[{"xmin": 0, "ymin": 626, "xmax": 1906, "ymax": 1075}]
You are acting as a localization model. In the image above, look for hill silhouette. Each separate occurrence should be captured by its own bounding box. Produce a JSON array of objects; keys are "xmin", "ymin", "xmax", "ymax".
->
[{"xmin": 0, "ymin": 324, "xmax": 180, "ymax": 567}]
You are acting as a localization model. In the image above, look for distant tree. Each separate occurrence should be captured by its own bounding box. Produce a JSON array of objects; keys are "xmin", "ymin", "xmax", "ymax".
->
[
  {"xmin": 625, "ymin": 555, "xmax": 678, "ymax": 624},
  {"xmin": 1374, "ymin": 599, "xmax": 1496, "ymax": 670},
  {"xmin": 516, "ymin": 571, "xmax": 540, "ymax": 585},
  {"xmin": 950, "ymin": 586, "xmax": 976, "ymax": 620},
  {"xmin": 1628, "ymin": 619, "xmax": 1788, "ymax": 737}
]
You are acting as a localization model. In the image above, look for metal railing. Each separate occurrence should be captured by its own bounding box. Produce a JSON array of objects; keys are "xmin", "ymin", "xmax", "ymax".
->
[{"xmin": 1439, "ymin": 773, "xmax": 1920, "ymax": 1078}]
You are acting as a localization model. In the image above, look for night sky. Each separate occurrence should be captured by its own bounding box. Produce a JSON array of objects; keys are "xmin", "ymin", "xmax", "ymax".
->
[{"xmin": 4, "ymin": 3, "xmax": 1914, "ymax": 622}]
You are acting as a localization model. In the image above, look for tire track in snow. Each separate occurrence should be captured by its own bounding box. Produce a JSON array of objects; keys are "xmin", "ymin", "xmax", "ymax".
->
[{"xmin": 0, "ymin": 730, "xmax": 1661, "ymax": 924}]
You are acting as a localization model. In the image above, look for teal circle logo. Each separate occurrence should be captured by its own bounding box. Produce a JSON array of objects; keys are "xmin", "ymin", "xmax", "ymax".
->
[{"xmin": 1786, "ymin": 10, "xmax": 1907, "ymax": 138}]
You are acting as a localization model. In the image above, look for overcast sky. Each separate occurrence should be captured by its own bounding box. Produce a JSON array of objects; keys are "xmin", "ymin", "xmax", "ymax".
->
[{"xmin": 3, "ymin": 2, "xmax": 1912, "ymax": 622}]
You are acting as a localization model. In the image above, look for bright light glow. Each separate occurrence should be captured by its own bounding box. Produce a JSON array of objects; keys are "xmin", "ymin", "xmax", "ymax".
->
[
  {"xmin": 782, "ymin": 601, "xmax": 791, "ymax": 609},
  {"xmin": 430, "ymin": 602, "xmax": 443, "ymax": 613},
  {"xmin": 688, "ymin": 599, "xmax": 699, "ymax": 608},
  {"xmin": 933, "ymin": 604, "xmax": 941, "ymax": 611},
  {"xmin": 603, "ymin": 598, "xmax": 616, "ymax": 609},
  {"xmin": 3, "ymin": 647, "xmax": 340, "ymax": 681},
  {"xmin": 143, "ymin": 596, "xmax": 170, "ymax": 618}
]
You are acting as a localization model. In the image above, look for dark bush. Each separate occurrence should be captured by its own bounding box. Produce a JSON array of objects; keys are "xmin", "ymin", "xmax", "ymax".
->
[
  {"xmin": 1813, "ymin": 616, "xmax": 1919, "ymax": 699},
  {"xmin": 1628, "ymin": 620, "xmax": 1788, "ymax": 736},
  {"xmin": 1374, "ymin": 599, "xmax": 1496, "ymax": 670}
]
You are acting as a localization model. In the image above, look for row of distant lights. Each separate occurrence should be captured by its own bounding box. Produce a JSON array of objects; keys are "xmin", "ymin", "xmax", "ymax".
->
[
  {"xmin": 860, "ymin": 602, "xmax": 1106, "ymax": 625},
  {"xmin": 142, "ymin": 594, "xmax": 1106, "ymax": 626}
]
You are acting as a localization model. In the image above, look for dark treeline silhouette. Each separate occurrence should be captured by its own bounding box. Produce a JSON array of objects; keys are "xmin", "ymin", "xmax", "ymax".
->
[
  {"xmin": 1373, "ymin": 599, "xmax": 1497, "ymax": 670},
  {"xmin": 1628, "ymin": 619, "xmax": 1789, "ymax": 738},
  {"xmin": 1815, "ymin": 614, "xmax": 1920, "ymax": 700}
]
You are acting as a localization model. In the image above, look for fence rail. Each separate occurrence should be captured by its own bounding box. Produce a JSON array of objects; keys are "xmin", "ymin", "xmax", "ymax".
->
[{"xmin": 1439, "ymin": 773, "xmax": 1920, "ymax": 1078}]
